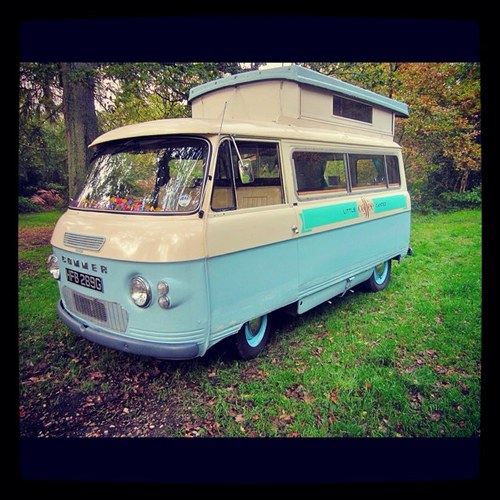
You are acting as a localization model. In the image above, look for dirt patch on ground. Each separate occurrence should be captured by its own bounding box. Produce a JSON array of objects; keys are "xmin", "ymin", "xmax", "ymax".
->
[
  {"xmin": 18, "ymin": 226, "xmax": 53, "ymax": 251},
  {"xmin": 18, "ymin": 259, "xmax": 37, "ymax": 275}
]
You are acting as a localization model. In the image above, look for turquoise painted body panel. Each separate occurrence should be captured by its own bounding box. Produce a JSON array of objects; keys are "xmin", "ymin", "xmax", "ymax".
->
[
  {"xmin": 297, "ymin": 211, "xmax": 411, "ymax": 297},
  {"xmin": 206, "ymin": 239, "xmax": 298, "ymax": 344},
  {"xmin": 53, "ymin": 208, "xmax": 410, "ymax": 357},
  {"xmin": 52, "ymin": 248, "xmax": 210, "ymax": 353}
]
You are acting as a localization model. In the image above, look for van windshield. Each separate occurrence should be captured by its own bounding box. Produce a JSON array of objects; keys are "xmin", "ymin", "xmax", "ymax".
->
[{"xmin": 71, "ymin": 137, "xmax": 209, "ymax": 213}]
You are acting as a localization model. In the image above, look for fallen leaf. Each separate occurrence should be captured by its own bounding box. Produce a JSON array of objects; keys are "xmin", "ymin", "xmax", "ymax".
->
[
  {"xmin": 123, "ymin": 407, "xmax": 130, "ymax": 414},
  {"xmin": 327, "ymin": 411, "xmax": 336, "ymax": 425},
  {"xmin": 288, "ymin": 432, "xmax": 301, "ymax": 438},
  {"xmin": 235, "ymin": 414, "xmax": 244, "ymax": 424},
  {"xmin": 89, "ymin": 371, "xmax": 104, "ymax": 380},
  {"xmin": 330, "ymin": 389, "xmax": 339, "ymax": 404},
  {"xmin": 279, "ymin": 411, "xmax": 294, "ymax": 424},
  {"xmin": 315, "ymin": 330, "xmax": 330, "ymax": 340},
  {"xmin": 303, "ymin": 392, "xmax": 314, "ymax": 405}
]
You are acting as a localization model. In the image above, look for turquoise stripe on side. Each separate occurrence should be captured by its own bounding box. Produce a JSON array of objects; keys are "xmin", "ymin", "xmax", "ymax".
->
[
  {"xmin": 300, "ymin": 201, "xmax": 358, "ymax": 233},
  {"xmin": 373, "ymin": 194, "xmax": 407, "ymax": 213}
]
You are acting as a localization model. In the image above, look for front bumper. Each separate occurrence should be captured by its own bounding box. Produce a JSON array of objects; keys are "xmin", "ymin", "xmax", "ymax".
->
[{"xmin": 57, "ymin": 300, "xmax": 200, "ymax": 360}]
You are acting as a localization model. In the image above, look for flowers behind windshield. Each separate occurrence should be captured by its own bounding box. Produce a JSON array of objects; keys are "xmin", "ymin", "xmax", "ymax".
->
[{"xmin": 72, "ymin": 195, "xmax": 162, "ymax": 212}]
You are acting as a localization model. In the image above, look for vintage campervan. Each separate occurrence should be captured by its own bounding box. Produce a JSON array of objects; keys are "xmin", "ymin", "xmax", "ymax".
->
[{"xmin": 48, "ymin": 65, "xmax": 411, "ymax": 360}]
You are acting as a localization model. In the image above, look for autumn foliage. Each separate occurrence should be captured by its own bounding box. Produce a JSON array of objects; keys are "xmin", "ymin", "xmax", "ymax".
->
[{"xmin": 19, "ymin": 62, "xmax": 480, "ymax": 211}]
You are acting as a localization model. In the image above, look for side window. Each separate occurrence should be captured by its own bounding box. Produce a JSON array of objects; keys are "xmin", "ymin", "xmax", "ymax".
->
[
  {"xmin": 333, "ymin": 95, "xmax": 373, "ymax": 123},
  {"xmin": 386, "ymin": 155, "xmax": 401, "ymax": 187},
  {"xmin": 211, "ymin": 140, "xmax": 236, "ymax": 211},
  {"xmin": 211, "ymin": 139, "xmax": 284, "ymax": 211},
  {"xmin": 348, "ymin": 154, "xmax": 387, "ymax": 190},
  {"xmin": 232, "ymin": 141, "xmax": 284, "ymax": 208},
  {"xmin": 293, "ymin": 151, "xmax": 347, "ymax": 195},
  {"xmin": 234, "ymin": 142, "xmax": 281, "ymax": 182}
]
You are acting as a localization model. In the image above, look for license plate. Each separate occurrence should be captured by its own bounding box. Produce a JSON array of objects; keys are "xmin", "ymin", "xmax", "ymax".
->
[{"xmin": 66, "ymin": 269, "xmax": 104, "ymax": 292}]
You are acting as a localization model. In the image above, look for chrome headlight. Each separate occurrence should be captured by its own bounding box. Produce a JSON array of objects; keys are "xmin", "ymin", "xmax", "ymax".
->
[
  {"xmin": 130, "ymin": 276, "xmax": 152, "ymax": 307},
  {"xmin": 47, "ymin": 254, "xmax": 60, "ymax": 280}
]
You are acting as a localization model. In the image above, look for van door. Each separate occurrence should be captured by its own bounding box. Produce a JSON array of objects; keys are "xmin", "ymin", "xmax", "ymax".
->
[{"xmin": 205, "ymin": 138, "xmax": 300, "ymax": 343}]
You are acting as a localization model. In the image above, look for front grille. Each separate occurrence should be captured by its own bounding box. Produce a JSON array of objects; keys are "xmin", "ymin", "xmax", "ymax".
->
[
  {"xmin": 63, "ymin": 232, "xmax": 106, "ymax": 251},
  {"xmin": 73, "ymin": 293, "xmax": 108, "ymax": 322},
  {"xmin": 62, "ymin": 287, "xmax": 128, "ymax": 333}
]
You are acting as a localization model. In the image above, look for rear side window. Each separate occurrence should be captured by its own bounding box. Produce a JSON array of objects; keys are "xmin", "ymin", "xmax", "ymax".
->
[
  {"xmin": 292, "ymin": 151, "xmax": 347, "ymax": 194},
  {"xmin": 386, "ymin": 155, "xmax": 401, "ymax": 186},
  {"xmin": 292, "ymin": 150, "xmax": 402, "ymax": 198},
  {"xmin": 348, "ymin": 154, "xmax": 386, "ymax": 190},
  {"xmin": 333, "ymin": 95, "xmax": 373, "ymax": 124}
]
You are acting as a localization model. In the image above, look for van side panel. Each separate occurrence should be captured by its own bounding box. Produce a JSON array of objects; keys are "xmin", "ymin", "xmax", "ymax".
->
[
  {"xmin": 206, "ymin": 239, "xmax": 298, "ymax": 345},
  {"xmin": 205, "ymin": 205, "xmax": 300, "ymax": 345},
  {"xmin": 296, "ymin": 210, "xmax": 411, "ymax": 299}
]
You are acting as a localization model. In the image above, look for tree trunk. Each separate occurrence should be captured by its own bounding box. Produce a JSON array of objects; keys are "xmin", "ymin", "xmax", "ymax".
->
[
  {"xmin": 60, "ymin": 63, "xmax": 99, "ymax": 200},
  {"xmin": 459, "ymin": 169, "xmax": 470, "ymax": 194}
]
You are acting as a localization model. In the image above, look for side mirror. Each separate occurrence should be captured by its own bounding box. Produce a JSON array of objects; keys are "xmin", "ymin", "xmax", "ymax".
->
[{"xmin": 238, "ymin": 159, "xmax": 254, "ymax": 184}]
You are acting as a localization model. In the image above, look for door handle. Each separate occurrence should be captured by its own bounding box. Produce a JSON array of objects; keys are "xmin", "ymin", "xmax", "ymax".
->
[{"xmin": 291, "ymin": 225, "xmax": 299, "ymax": 234}]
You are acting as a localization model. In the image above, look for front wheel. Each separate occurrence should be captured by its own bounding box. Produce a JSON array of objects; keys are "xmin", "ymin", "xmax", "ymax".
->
[
  {"xmin": 360, "ymin": 260, "xmax": 392, "ymax": 293},
  {"xmin": 233, "ymin": 314, "xmax": 271, "ymax": 360}
]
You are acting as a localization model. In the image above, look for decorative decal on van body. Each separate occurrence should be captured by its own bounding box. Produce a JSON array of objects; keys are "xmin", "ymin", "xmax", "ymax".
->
[
  {"xmin": 300, "ymin": 201, "xmax": 359, "ymax": 233},
  {"xmin": 357, "ymin": 197, "xmax": 375, "ymax": 219},
  {"xmin": 299, "ymin": 194, "xmax": 408, "ymax": 233},
  {"xmin": 373, "ymin": 194, "xmax": 407, "ymax": 213}
]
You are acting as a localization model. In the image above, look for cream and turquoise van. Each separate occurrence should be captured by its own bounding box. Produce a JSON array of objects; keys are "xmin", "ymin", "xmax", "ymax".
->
[{"xmin": 48, "ymin": 65, "xmax": 411, "ymax": 360}]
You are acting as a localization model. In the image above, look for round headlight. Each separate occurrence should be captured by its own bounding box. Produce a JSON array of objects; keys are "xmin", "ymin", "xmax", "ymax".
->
[
  {"xmin": 47, "ymin": 254, "xmax": 60, "ymax": 280},
  {"xmin": 130, "ymin": 276, "xmax": 152, "ymax": 307}
]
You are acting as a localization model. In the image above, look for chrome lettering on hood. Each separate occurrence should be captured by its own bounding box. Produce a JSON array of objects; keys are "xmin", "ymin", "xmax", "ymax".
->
[{"xmin": 60, "ymin": 254, "xmax": 108, "ymax": 274}]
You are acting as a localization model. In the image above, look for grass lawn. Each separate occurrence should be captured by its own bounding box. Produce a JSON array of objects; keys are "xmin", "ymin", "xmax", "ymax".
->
[{"xmin": 18, "ymin": 209, "xmax": 481, "ymax": 437}]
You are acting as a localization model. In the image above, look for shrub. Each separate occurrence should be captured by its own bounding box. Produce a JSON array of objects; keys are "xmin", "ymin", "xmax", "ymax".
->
[
  {"xmin": 18, "ymin": 197, "xmax": 43, "ymax": 214},
  {"xmin": 439, "ymin": 185, "xmax": 482, "ymax": 210}
]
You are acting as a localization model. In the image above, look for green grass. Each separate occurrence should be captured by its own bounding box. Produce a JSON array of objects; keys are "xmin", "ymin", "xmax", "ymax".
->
[
  {"xmin": 18, "ymin": 210, "xmax": 64, "ymax": 228},
  {"xmin": 18, "ymin": 209, "xmax": 481, "ymax": 437}
]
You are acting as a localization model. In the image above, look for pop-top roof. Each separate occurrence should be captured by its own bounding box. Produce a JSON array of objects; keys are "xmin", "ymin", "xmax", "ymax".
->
[{"xmin": 189, "ymin": 65, "xmax": 409, "ymax": 117}]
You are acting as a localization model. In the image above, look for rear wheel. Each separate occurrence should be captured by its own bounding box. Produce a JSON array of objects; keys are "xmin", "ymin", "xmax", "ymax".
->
[
  {"xmin": 233, "ymin": 314, "xmax": 271, "ymax": 360},
  {"xmin": 360, "ymin": 259, "xmax": 392, "ymax": 293}
]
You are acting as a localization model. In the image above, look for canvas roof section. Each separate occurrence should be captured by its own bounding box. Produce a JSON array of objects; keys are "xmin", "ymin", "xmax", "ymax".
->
[{"xmin": 188, "ymin": 65, "xmax": 409, "ymax": 118}]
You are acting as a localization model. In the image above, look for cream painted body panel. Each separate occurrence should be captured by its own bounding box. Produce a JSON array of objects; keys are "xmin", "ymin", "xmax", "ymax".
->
[
  {"xmin": 206, "ymin": 204, "xmax": 298, "ymax": 258},
  {"xmin": 51, "ymin": 209, "xmax": 206, "ymax": 262},
  {"xmin": 90, "ymin": 118, "xmax": 398, "ymax": 149}
]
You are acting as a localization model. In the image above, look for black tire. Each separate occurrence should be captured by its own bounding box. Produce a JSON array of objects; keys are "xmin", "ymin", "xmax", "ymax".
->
[
  {"xmin": 233, "ymin": 314, "xmax": 271, "ymax": 360},
  {"xmin": 360, "ymin": 259, "xmax": 392, "ymax": 293}
]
